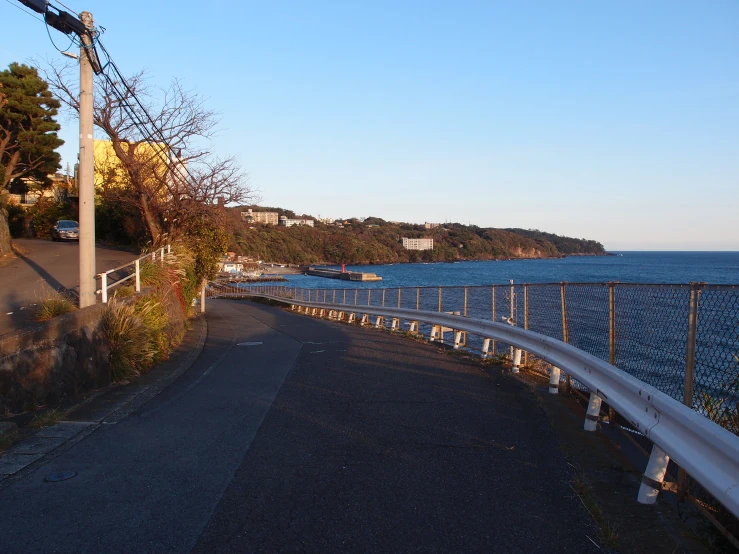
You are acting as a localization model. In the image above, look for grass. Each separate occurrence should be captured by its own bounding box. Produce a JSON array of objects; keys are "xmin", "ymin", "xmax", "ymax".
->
[
  {"xmin": 35, "ymin": 291, "xmax": 77, "ymax": 321},
  {"xmin": 103, "ymin": 298, "xmax": 157, "ymax": 381},
  {"xmin": 570, "ymin": 476, "xmax": 620, "ymax": 549},
  {"xmin": 28, "ymin": 408, "xmax": 65, "ymax": 429}
]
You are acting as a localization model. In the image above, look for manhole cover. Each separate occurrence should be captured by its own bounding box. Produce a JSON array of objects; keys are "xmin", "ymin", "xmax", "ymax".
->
[
  {"xmin": 238, "ymin": 341, "xmax": 263, "ymax": 346},
  {"xmin": 45, "ymin": 471, "xmax": 77, "ymax": 482}
]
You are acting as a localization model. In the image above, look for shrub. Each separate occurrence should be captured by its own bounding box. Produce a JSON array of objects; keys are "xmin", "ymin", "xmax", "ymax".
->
[
  {"xmin": 35, "ymin": 292, "xmax": 77, "ymax": 321},
  {"xmin": 103, "ymin": 298, "xmax": 156, "ymax": 381}
]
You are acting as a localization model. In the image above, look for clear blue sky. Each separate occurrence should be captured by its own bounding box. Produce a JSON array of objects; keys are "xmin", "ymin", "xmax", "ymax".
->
[{"xmin": 3, "ymin": 0, "xmax": 738, "ymax": 250}]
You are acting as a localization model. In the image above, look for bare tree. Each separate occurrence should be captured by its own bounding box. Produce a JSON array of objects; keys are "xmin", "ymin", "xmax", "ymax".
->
[{"xmin": 41, "ymin": 60, "xmax": 256, "ymax": 243}]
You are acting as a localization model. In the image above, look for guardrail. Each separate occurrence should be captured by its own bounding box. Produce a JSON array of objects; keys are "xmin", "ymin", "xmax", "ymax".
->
[
  {"xmin": 204, "ymin": 283, "xmax": 739, "ymax": 524},
  {"xmin": 96, "ymin": 244, "xmax": 171, "ymax": 303}
]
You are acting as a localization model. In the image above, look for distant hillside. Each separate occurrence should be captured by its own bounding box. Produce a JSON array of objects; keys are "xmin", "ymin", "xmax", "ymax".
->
[
  {"xmin": 504, "ymin": 229, "xmax": 605, "ymax": 255},
  {"xmin": 224, "ymin": 212, "xmax": 606, "ymax": 265}
]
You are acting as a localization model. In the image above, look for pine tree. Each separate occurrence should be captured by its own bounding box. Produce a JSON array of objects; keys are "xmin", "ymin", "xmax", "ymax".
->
[{"xmin": 0, "ymin": 63, "xmax": 64, "ymax": 255}]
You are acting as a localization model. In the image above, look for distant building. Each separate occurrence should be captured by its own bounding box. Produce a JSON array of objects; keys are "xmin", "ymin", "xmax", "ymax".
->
[
  {"xmin": 424, "ymin": 222, "xmax": 440, "ymax": 229},
  {"xmin": 280, "ymin": 216, "xmax": 314, "ymax": 227},
  {"xmin": 241, "ymin": 208, "xmax": 279, "ymax": 225},
  {"xmin": 402, "ymin": 237, "xmax": 434, "ymax": 251},
  {"xmin": 317, "ymin": 217, "xmax": 334, "ymax": 224},
  {"xmin": 219, "ymin": 262, "xmax": 244, "ymax": 273}
]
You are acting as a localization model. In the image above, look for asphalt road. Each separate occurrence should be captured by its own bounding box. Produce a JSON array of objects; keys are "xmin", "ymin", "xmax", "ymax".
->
[
  {"xmin": 0, "ymin": 238, "xmax": 139, "ymax": 335},
  {"xmin": 0, "ymin": 299, "xmax": 595, "ymax": 553}
]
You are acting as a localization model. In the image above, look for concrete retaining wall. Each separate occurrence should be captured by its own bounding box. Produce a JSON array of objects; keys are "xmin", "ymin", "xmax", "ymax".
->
[{"xmin": 0, "ymin": 304, "xmax": 111, "ymax": 413}]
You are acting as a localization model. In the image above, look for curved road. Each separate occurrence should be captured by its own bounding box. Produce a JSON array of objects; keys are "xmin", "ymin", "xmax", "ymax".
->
[
  {"xmin": 0, "ymin": 299, "xmax": 595, "ymax": 552},
  {"xmin": 0, "ymin": 238, "xmax": 139, "ymax": 335}
]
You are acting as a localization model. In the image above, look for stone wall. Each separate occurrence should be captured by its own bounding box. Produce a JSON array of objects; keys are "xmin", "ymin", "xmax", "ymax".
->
[{"xmin": 0, "ymin": 304, "xmax": 111, "ymax": 413}]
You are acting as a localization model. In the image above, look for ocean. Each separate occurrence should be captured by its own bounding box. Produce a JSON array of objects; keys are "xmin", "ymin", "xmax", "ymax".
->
[
  {"xmin": 281, "ymin": 252, "xmax": 739, "ymax": 289},
  {"xmin": 259, "ymin": 251, "xmax": 739, "ymax": 407}
]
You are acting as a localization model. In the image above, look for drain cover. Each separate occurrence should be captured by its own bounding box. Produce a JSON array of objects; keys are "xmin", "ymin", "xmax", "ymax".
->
[
  {"xmin": 238, "ymin": 341, "xmax": 263, "ymax": 346},
  {"xmin": 45, "ymin": 471, "xmax": 76, "ymax": 482}
]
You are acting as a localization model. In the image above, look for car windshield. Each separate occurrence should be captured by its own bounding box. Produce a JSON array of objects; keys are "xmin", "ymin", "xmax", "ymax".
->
[{"xmin": 57, "ymin": 221, "xmax": 78, "ymax": 229}]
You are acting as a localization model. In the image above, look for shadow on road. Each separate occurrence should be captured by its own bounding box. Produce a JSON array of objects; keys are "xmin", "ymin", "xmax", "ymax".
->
[{"xmin": 13, "ymin": 249, "xmax": 80, "ymax": 302}]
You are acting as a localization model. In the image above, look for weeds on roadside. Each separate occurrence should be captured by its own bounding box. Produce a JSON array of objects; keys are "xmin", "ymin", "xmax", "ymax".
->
[
  {"xmin": 35, "ymin": 291, "xmax": 77, "ymax": 321},
  {"xmin": 28, "ymin": 408, "xmax": 65, "ymax": 429},
  {"xmin": 570, "ymin": 474, "xmax": 620, "ymax": 548}
]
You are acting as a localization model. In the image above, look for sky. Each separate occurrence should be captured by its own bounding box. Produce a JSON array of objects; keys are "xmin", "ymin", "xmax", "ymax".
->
[{"xmin": 2, "ymin": 0, "xmax": 738, "ymax": 250}]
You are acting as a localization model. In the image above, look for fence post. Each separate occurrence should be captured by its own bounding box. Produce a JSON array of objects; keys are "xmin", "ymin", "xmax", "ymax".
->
[
  {"xmin": 509, "ymin": 280, "xmax": 515, "ymax": 360},
  {"xmin": 678, "ymin": 282, "xmax": 702, "ymax": 496},
  {"xmin": 438, "ymin": 287, "xmax": 442, "ymax": 312},
  {"xmin": 382, "ymin": 289, "xmax": 386, "ymax": 307},
  {"xmin": 561, "ymin": 282, "xmax": 571, "ymax": 391},
  {"xmin": 523, "ymin": 284, "xmax": 529, "ymax": 367},
  {"xmin": 101, "ymin": 273, "xmax": 108, "ymax": 303},
  {"xmin": 354, "ymin": 289, "xmax": 358, "ymax": 305},
  {"xmin": 134, "ymin": 259, "xmax": 141, "ymax": 292},
  {"xmin": 160, "ymin": 247, "xmax": 165, "ymax": 263},
  {"xmin": 683, "ymin": 282, "xmax": 701, "ymax": 409},
  {"xmin": 491, "ymin": 286, "xmax": 496, "ymax": 356},
  {"xmin": 200, "ymin": 280, "xmax": 206, "ymax": 313},
  {"xmin": 367, "ymin": 289, "xmax": 371, "ymax": 306},
  {"xmin": 416, "ymin": 287, "xmax": 420, "ymax": 310},
  {"xmin": 167, "ymin": 244, "xmax": 171, "ymax": 254},
  {"xmin": 343, "ymin": 289, "xmax": 346, "ymax": 304},
  {"xmin": 463, "ymin": 286, "xmax": 468, "ymax": 317},
  {"xmin": 608, "ymin": 282, "xmax": 617, "ymax": 425}
]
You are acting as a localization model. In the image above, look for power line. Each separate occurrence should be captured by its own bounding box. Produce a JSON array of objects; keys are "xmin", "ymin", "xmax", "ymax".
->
[{"xmin": 3, "ymin": 0, "xmax": 44, "ymax": 22}]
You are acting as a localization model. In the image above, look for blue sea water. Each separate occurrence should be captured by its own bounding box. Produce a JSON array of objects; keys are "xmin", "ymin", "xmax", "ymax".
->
[{"xmin": 281, "ymin": 252, "xmax": 739, "ymax": 289}]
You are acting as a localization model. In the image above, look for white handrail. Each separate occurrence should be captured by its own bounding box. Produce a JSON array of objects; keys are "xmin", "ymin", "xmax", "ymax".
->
[
  {"xmin": 96, "ymin": 244, "xmax": 170, "ymax": 303},
  {"xmin": 226, "ymin": 290, "xmax": 739, "ymax": 519}
]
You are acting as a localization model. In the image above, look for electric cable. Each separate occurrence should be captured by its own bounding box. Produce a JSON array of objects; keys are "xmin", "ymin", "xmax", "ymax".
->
[{"xmin": 3, "ymin": 0, "xmax": 44, "ymax": 22}]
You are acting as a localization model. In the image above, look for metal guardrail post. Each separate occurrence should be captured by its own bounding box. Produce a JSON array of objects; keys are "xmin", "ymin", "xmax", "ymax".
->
[
  {"xmin": 160, "ymin": 247, "xmax": 165, "ymax": 263},
  {"xmin": 135, "ymin": 259, "xmax": 141, "ymax": 292},
  {"xmin": 200, "ymin": 280, "xmax": 206, "ymax": 313},
  {"xmin": 354, "ymin": 289, "xmax": 358, "ymax": 305},
  {"xmin": 638, "ymin": 445, "xmax": 670, "ymax": 504},
  {"xmin": 382, "ymin": 289, "xmax": 386, "ymax": 307},
  {"xmin": 343, "ymin": 289, "xmax": 346, "ymax": 304},
  {"xmin": 333, "ymin": 290, "xmax": 336, "ymax": 303},
  {"xmin": 438, "ymin": 287, "xmax": 442, "ymax": 312},
  {"xmin": 561, "ymin": 282, "xmax": 571, "ymax": 391},
  {"xmin": 101, "ymin": 273, "xmax": 108, "ymax": 303},
  {"xmin": 368, "ymin": 289, "xmax": 371, "ymax": 306},
  {"xmin": 416, "ymin": 287, "xmax": 420, "ymax": 310},
  {"xmin": 464, "ymin": 286, "xmax": 468, "ymax": 317},
  {"xmin": 397, "ymin": 288, "xmax": 401, "ymax": 308}
]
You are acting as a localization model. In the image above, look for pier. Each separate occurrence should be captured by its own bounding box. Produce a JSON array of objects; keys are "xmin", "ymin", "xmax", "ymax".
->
[{"xmin": 306, "ymin": 267, "xmax": 382, "ymax": 281}]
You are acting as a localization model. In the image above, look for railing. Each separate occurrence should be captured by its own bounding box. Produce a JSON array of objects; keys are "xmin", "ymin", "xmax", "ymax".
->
[
  {"xmin": 205, "ymin": 281, "xmax": 739, "ymax": 539},
  {"xmin": 96, "ymin": 244, "xmax": 171, "ymax": 303}
]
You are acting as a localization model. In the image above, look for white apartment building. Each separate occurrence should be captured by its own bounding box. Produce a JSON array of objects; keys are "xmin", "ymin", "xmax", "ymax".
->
[
  {"xmin": 280, "ymin": 217, "xmax": 315, "ymax": 227},
  {"xmin": 241, "ymin": 209, "xmax": 279, "ymax": 225},
  {"xmin": 402, "ymin": 237, "xmax": 434, "ymax": 251}
]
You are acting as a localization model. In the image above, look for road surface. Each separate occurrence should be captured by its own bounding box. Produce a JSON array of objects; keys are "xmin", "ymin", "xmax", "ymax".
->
[
  {"xmin": 0, "ymin": 299, "xmax": 595, "ymax": 552},
  {"xmin": 0, "ymin": 239, "xmax": 139, "ymax": 335}
]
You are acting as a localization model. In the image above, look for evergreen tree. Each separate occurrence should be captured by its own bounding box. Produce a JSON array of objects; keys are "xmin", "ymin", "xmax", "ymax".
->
[{"xmin": 0, "ymin": 63, "xmax": 63, "ymax": 255}]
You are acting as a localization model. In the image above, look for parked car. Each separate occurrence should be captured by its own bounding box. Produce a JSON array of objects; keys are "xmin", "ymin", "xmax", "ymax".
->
[{"xmin": 51, "ymin": 220, "xmax": 80, "ymax": 241}]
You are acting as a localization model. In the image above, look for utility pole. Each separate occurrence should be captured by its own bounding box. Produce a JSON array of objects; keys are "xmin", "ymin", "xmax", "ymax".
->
[
  {"xmin": 17, "ymin": 1, "xmax": 100, "ymax": 307},
  {"xmin": 77, "ymin": 11, "xmax": 96, "ymax": 308}
]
